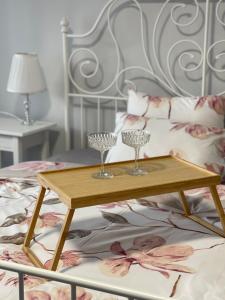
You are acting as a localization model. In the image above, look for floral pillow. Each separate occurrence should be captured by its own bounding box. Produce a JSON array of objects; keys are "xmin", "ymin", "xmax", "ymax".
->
[
  {"xmin": 127, "ymin": 89, "xmax": 171, "ymax": 119},
  {"xmin": 106, "ymin": 112, "xmax": 225, "ymax": 181},
  {"xmin": 127, "ymin": 90, "xmax": 225, "ymax": 128}
]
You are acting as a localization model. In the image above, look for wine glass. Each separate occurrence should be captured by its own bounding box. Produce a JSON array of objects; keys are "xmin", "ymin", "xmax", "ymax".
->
[
  {"xmin": 122, "ymin": 129, "xmax": 150, "ymax": 176},
  {"xmin": 88, "ymin": 132, "xmax": 117, "ymax": 179}
]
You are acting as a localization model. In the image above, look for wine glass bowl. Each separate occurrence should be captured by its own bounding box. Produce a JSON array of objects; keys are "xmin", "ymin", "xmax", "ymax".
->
[
  {"xmin": 122, "ymin": 129, "xmax": 150, "ymax": 176},
  {"xmin": 88, "ymin": 132, "xmax": 117, "ymax": 179}
]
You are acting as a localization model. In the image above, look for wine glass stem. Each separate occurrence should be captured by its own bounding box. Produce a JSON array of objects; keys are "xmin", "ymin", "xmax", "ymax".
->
[
  {"xmin": 100, "ymin": 151, "xmax": 105, "ymax": 174},
  {"xmin": 134, "ymin": 146, "xmax": 140, "ymax": 170}
]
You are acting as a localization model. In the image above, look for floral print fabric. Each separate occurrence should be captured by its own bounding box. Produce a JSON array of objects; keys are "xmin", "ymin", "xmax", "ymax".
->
[
  {"xmin": 0, "ymin": 162, "xmax": 225, "ymax": 299},
  {"xmin": 127, "ymin": 90, "xmax": 225, "ymax": 128},
  {"xmin": 106, "ymin": 113, "xmax": 225, "ymax": 182}
]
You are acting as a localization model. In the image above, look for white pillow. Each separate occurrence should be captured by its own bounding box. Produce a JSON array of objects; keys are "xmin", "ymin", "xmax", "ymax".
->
[
  {"xmin": 127, "ymin": 90, "xmax": 225, "ymax": 128},
  {"xmin": 170, "ymin": 96, "xmax": 225, "ymax": 127},
  {"xmin": 127, "ymin": 89, "xmax": 170, "ymax": 119},
  {"xmin": 106, "ymin": 113, "xmax": 225, "ymax": 182}
]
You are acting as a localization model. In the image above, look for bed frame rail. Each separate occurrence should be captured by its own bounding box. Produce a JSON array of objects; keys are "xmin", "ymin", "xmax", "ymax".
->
[{"xmin": 0, "ymin": 260, "xmax": 162, "ymax": 300}]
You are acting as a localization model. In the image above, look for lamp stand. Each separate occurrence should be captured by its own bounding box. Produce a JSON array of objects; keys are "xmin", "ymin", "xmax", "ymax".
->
[{"xmin": 23, "ymin": 94, "xmax": 33, "ymax": 126}]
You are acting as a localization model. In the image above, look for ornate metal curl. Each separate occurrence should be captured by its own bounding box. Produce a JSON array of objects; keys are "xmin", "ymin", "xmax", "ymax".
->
[
  {"xmin": 68, "ymin": 0, "xmax": 144, "ymax": 97},
  {"xmin": 170, "ymin": 1, "xmax": 199, "ymax": 27},
  {"xmin": 216, "ymin": 0, "xmax": 225, "ymax": 26},
  {"xmin": 153, "ymin": 0, "xmax": 202, "ymax": 96},
  {"xmin": 65, "ymin": 0, "xmax": 225, "ymax": 98},
  {"xmin": 167, "ymin": 40, "xmax": 203, "ymax": 96}
]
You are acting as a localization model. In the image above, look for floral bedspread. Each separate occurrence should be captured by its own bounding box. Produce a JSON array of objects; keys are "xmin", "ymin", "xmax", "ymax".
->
[{"xmin": 0, "ymin": 161, "xmax": 225, "ymax": 300}]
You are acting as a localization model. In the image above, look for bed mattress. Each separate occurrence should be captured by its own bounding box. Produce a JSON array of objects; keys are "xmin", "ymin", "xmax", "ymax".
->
[{"xmin": 0, "ymin": 161, "xmax": 225, "ymax": 300}]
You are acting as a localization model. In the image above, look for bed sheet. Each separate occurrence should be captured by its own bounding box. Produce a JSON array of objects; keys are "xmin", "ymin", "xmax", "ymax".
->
[{"xmin": 0, "ymin": 161, "xmax": 225, "ymax": 300}]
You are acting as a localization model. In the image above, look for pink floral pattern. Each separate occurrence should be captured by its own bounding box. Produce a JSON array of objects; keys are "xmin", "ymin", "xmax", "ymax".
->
[
  {"xmin": 186, "ymin": 124, "xmax": 209, "ymax": 138},
  {"xmin": 147, "ymin": 96, "xmax": 163, "ymax": 107},
  {"xmin": 52, "ymin": 286, "xmax": 92, "ymax": 300},
  {"xmin": 107, "ymin": 112, "xmax": 225, "ymax": 181},
  {"xmin": 170, "ymin": 123, "xmax": 224, "ymax": 139},
  {"xmin": 6, "ymin": 275, "xmax": 46, "ymax": 288},
  {"xmin": 25, "ymin": 286, "xmax": 93, "ymax": 300},
  {"xmin": 44, "ymin": 250, "xmax": 81, "ymax": 270},
  {"xmin": 24, "ymin": 212, "xmax": 64, "ymax": 229},
  {"xmin": 184, "ymin": 124, "xmax": 213, "ymax": 139},
  {"xmin": 25, "ymin": 290, "xmax": 51, "ymax": 300},
  {"xmin": 195, "ymin": 95, "xmax": 225, "ymax": 115},
  {"xmin": 0, "ymin": 250, "xmax": 32, "ymax": 266},
  {"xmin": 100, "ymin": 235, "xmax": 194, "ymax": 278},
  {"xmin": 208, "ymin": 96, "xmax": 225, "ymax": 114},
  {"xmin": 123, "ymin": 113, "xmax": 148, "ymax": 129},
  {"xmin": 1, "ymin": 162, "xmax": 225, "ymax": 299},
  {"xmin": 124, "ymin": 114, "xmax": 141, "ymax": 123},
  {"xmin": 128, "ymin": 90, "xmax": 225, "ymax": 128},
  {"xmin": 8, "ymin": 161, "xmax": 66, "ymax": 172},
  {"xmin": 127, "ymin": 90, "xmax": 171, "ymax": 119}
]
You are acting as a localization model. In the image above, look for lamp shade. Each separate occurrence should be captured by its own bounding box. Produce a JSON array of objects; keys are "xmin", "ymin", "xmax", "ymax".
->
[{"xmin": 7, "ymin": 53, "xmax": 46, "ymax": 94}]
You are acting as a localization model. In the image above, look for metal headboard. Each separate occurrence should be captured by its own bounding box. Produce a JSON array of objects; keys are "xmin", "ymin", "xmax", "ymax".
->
[{"xmin": 60, "ymin": 0, "xmax": 225, "ymax": 150}]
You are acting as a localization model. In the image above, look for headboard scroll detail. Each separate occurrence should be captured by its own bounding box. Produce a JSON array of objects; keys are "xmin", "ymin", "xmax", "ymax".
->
[{"xmin": 61, "ymin": 0, "xmax": 225, "ymax": 150}]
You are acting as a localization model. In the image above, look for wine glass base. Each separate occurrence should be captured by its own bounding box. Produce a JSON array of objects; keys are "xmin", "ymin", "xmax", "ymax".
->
[
  {"xmin": 92, "ymin": 171, "xmax": 114, "ymax": 179},
  {"xmin": 128, "ymin": 168, "xmax": 148, "ymax": 176}
]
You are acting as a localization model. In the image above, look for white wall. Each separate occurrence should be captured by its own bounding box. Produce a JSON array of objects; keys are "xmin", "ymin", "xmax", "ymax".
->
[{"xmin": 0, "ymin": 0, "xmax": 107, "ymax": 164}]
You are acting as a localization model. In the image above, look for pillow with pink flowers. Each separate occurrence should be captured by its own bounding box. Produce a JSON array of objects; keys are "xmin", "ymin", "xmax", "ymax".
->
[
  {"xmin": 127, "ymin": 90, "xmax": 225, "ymax": 128},
  {"xmin": 106, "ymin": 112, "xmax": 225, "ymax": 181},
  {"xmin": 127, "ymin": 89, "xmax": 171, "ymax": 119}
]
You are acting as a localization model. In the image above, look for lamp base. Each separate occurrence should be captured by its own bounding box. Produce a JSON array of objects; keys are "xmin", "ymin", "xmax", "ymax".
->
[
  {"xmin": 23, "ymin": 94, "xmax": 33, "ymax": 126},
  {"xmin": 21, "ymin": 119, "xmax": 34, "ymax": 126}
]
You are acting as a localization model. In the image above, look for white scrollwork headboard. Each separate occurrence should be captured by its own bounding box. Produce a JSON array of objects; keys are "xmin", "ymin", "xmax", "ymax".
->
[{"xmin": 61, "ymin": 0, "xmax": 225, "ymax": 150}]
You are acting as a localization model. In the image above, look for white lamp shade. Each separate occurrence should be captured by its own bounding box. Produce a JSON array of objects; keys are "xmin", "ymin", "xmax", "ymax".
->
[{"xmin": 7, "ymin": 53, "xmax": 46, "ymax": 94}]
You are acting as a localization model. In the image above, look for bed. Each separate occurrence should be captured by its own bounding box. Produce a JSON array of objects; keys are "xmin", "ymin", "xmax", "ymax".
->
[{"xmin": 1, "ymin": 0, "xmax": 225, "ymax": 299}]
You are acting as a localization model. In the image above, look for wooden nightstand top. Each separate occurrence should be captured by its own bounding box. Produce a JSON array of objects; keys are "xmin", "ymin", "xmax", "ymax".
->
[
  {"xmin": 38, "ymin": 155, "xmax": 220, "ymax": 209},
  {"xmin": 0, "ymin": 117, "xmax": 56, "ymax": 137}
]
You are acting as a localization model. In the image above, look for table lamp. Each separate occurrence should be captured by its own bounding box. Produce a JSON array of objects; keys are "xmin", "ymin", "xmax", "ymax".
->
[{"xmin": 7, "ymin": 53, "xmax": 46, "ymax": 126}]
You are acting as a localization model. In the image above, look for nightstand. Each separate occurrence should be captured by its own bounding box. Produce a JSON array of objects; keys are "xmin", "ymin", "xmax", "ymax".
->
[{"xmin": 0, "ymin": 117, "xmax": 56, "ymax": 167}]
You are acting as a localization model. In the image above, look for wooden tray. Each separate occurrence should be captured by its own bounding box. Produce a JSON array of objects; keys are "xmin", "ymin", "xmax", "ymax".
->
[
  {"xmin": 23, "ymin": 155, "xmax": 225, "ymax": 271},
  {"xmin": 37, "ymin": 155, "xmax": 220, "ymax": 209}
]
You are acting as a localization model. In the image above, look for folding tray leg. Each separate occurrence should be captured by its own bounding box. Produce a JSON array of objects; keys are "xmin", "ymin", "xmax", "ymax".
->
[
  {"xmin": 23, "ymin": 186, "xmax": 46, "ymax": 248},
  {"xmin": 179, "ymin": 191, "xmax": 191, "ymax": 216},
  {"xmin": 23, "ymin": 186, "xmax": 46, "ymax": 267},
  {"xmin": 23, "ymin": 188, "xmax": 75, "ymax": 270},
  {"xmin": 179, "ymin": 187, "xmax": 225, "ymax": 238},
  {"xmin": 50, "ymin": 208, "xmax": 75, "ymax": 271},
  {"xmin": 209, "ymin": 185, "xmax": 225, "ymax": 233}
]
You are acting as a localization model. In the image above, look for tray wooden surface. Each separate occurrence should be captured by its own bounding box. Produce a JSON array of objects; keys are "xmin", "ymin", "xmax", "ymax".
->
[{"xmin": 38, "ymin": 155, "xmax": 220, "ymax": 209}]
